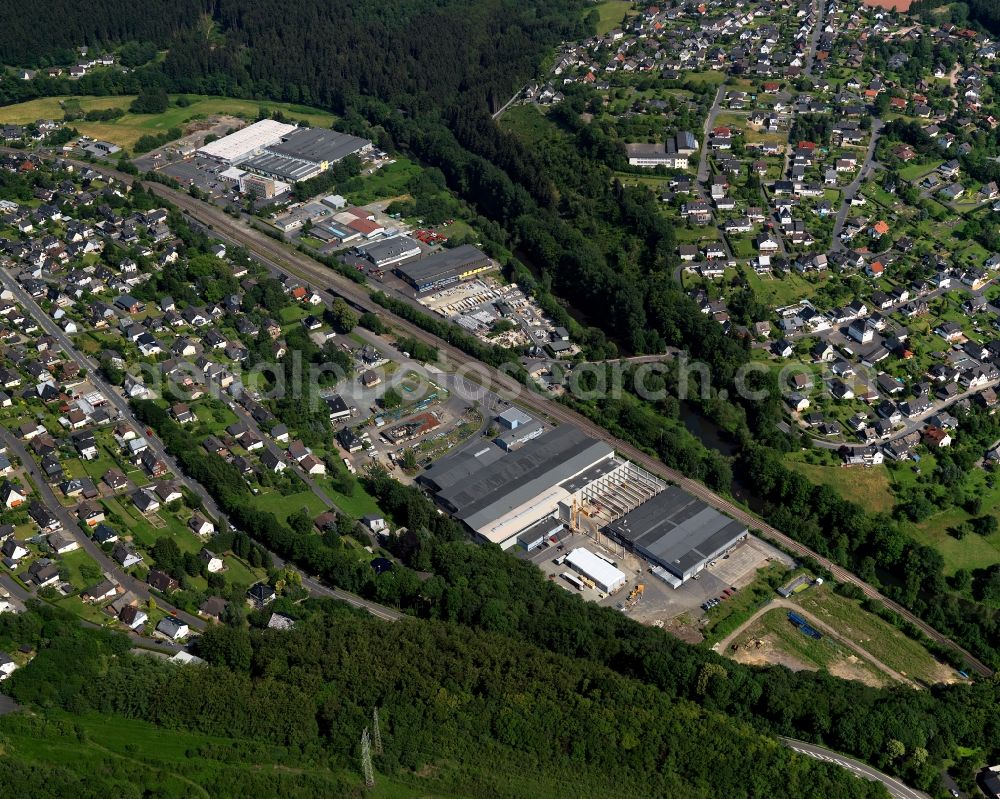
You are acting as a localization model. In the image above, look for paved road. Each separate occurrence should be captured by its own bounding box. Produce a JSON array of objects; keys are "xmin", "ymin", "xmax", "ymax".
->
[
  {"xmin": 803, "ymin": 0, "xmax": 826, "ymax": 77},
  {"xmin": 794, "ymin": 374, "xmax": 1000, "ymax": 452},
  {"xmin": 492, "ymin": 89, "xmax": 521, "ymax": 120},
  {"xmin": 1, "ymin": 254, "xmax": 404, "ymax": 625},
  {"xmin": 0, "ymin": 429, "xmax": 207, "ymax": 632},
  {"xmin": 0, "ymin": 268, "xmax": 231, "ymax": 530},
  {"xmin": 781, "ymin": 738, "xmax": 931, "ymax": 799},
  {"xmin": 697, "ymin": 85, "xmax": 728, "ymax": 195},
  {"xmin": 0, "ymin": 573, "xmax": 31, "ymax": 604},
  {"xmin": 831, "ymin": 118, "xmax": 884, "ymax": 249},
  {"xmin": 56, "ymin": 157, "xmax": 993, "ymax": 678},
  {"xmin": 713, "ymin": 597, "xmax": 920, "ymax": 688}
]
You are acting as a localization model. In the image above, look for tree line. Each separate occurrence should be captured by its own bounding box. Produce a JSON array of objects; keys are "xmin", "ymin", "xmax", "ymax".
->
[{"xmin": 1, "ymin": 602, "xmax": 888, "ymax": 799}]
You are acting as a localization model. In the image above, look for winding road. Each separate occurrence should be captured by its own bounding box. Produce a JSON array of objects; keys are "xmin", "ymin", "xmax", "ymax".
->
[
  {"xmin": 781, "ymin": 738, "xmax": 931, "ymax": 799},
  {"xmin": 0, "ymin": 428, "xmax": 206, "ymax": 632}
]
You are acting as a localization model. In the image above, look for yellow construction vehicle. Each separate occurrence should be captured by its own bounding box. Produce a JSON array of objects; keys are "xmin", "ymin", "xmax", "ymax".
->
[{"xmin": 624, "ymin": 583, "xmax": 645, "ymax": 608}]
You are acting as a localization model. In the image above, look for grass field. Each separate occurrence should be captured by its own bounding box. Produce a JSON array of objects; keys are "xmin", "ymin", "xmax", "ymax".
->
[
  {"xmin": 792, "ymin": 585, "xmax": 951, "ymax": 685},
  {"xmin": 907, "ymin": 504, "xmax": 1000, "ymax": 574},
  {"xmin": 701, "ymin": 562, "xmax": 791, "ymax": 645},
  {"xmin": 500, "ymin": 105, "xmax": 566, "ymax": 147},
  {"xmin": 251, "ymin": 489, "xmax": 328, "ymax": 524},
  {"xmin": 888, "ymin": 461, "xmax": 1000, "ymax": 574},
  {"xmin": 0, "ymin": 94, "xmax": 336, "ymax": 150},
  {"xmin": 733, "ymin": 608, "xmax": 888, "ymax": 687},
  {"xmin": 318, "ymin": 477, "xmax": 384, "ymax": 518},
  {"xmin": 591, "ymin": 0, "xmax": 636, "ymax": 34},
  {"xmin": 784, "ymin": 456, "xmax": 895, "ymax": 513},
  {"xmin": 898, "ymin": 160, "xmax": 942, "ymax": 182},
  {"xmin": 342, "ymin": 157, "xmax": 422, "ymax": 206},
  {"xmin": 745, "ymin": 268, "xmax": 816, "ymax": 307}
]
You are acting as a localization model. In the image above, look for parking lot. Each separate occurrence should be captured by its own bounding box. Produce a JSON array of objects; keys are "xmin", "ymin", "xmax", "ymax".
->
[
  {"xmin": 522, "ymin": 531, "xmax": 641, "ymax": 602},
  {"xmin": 621, "ymin": 536, "xmax": 794, "ymax": 625},
  {"xmin": 153, "ymin": 156, "xmax": 243, "ymax": 202},
  {"xmin": 520, "ymin": 527, "xmax": 793, "ymax": 626}
]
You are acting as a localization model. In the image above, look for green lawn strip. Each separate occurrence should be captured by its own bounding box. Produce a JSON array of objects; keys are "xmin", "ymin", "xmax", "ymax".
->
[
  {"xmin": 342, "ymin": 157, "xmax": 422, "ymax": 205},
  {"xmin": 701, "ymin": 562, "xmax": 792, "ymax": 645},
  {"xmin": 783, "ymin": 455, "xmax": 895, "ymax": 513},
  {"xmin": 792, "ymin": 585, "xmax": 948, "ymax": 685},
  {"xmin": 592, "ymin": 0, "xmax": 636, "ymax": 34},
  {"xmin": 0, "ymin": 94, "xmax": 336, "ymax": 150},
  {"xmin": 251, "ymin": 489, "xmax": 327, "ymax": 524},
  {"xmin": 739, "ymin": 607, "xmax": 885, "ymax": 685}
]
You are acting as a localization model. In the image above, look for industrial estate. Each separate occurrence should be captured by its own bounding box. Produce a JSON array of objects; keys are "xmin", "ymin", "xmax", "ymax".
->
[{"xmin": 0, "ymin": 0, "xmax": 999, "ymax": 796}]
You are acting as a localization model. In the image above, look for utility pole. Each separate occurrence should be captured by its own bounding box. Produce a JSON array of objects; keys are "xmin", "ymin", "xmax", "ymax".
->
[
  {"xmin": 361, "ymin": 727, "xmax": 375, "ymax": 788},
  {"xmin": 372, "ymin": 707, "xmax": 383, "ymax": 755}
]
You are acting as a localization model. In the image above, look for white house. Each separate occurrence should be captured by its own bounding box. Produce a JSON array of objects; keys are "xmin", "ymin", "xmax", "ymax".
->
[
  {"xmin": 0, "ymin": 652, "xmax": 17, "ymax": 680},
  {"xmin": 156, "ymin": 617, "xmax": 189, "ymax": 640},
  {"xmin": 200, "ymin": 548, "xmax": 224, "ymax": 573}
]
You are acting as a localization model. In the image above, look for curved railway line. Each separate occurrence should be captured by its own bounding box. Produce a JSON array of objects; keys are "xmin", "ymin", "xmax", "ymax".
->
[{"xmin": 65, "ymin": 157, "xmax": 993, "ymax": 677}]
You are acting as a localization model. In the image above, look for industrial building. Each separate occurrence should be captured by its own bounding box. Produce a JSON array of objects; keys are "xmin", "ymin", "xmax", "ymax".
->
[
  {"xmin": 604, "ymin": 486, "xmax": 747, "ymax": 587},
  {"xmin": 495, "ymin": 420, "xmax": 544, "ymax": 451},
  {"xmin": 565, "ymin": 547, "xmax": 627, "ymax": 593},
  {"xmin": 240, "ymin": 151, "xmax": 324, "ymax": 182},
  {"xmin": 515, "ymin": 516, "xmax": 564, "ymax": 552},
  {"xmin": 241, "ymin": 174, "xmax": 285, "ymax": 199},
  {"xmin": 394, "ymin": 244, "xmax": 495, "ymax": 292},
  {"xmin": 267, "ymin": 128, "xmax": 372, "ymax": 166},
  {"xmin": 423, "ymin": 425, "xmax": 617, "ymax": 548},
  {"xmin": 497, "ymin": 407, "xmax": 532, "ymax": 429},
  {"xmin": 197, "ymin": 120, "xmax": 298, "ymax": 163},
  {"xmin": 626, "ymin": 131, "xmax": 698, "ymax": 168},
  {"xmin": 493, "ymin": 407, "xmax": 543, "ymax": 451},
  {"xmin": 356, "ymin": 235, "xmax": 422, "ymax": 268},
  {"xmin": 196, "ymin": 120, "xmax": 372, "ymax": 183}
]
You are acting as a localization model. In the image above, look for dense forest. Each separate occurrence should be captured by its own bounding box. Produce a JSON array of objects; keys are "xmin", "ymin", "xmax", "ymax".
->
[{"xmin": 0, "ymin": 603, "xmax": 890, "ymax": 798}]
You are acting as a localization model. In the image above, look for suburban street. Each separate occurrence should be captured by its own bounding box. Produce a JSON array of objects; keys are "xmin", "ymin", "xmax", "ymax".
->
[
  {"xmin": 830, "ymin": 117, "xmax": 885, "ymax": 248},
  {"xmin": 0, "ymin": 254, "xmax": 405, "ymax": 626},
  {"xmin": 697, "ymin": 84, "xmax": 728, "ymax": 194},
  {"xmin": 803, "ymin": 0, "xmax": 826, "ymax": 77},
  {"xmin": 0, "ymin": 427, "xmax": 206, "ymax": 631},
  {"xmin": 780, "ymin": 738, "xmax": 931, "ymax": 799}
]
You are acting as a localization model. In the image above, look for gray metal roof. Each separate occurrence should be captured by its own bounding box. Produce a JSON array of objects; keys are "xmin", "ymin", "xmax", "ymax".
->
[
  {"xmin": 268, "ymin": 128, "xmax": 370, "ymax": 164},
  {"xmin": 497, "ymin": 406, "xmax": 532, "ymax": 428},
  {"xmin": 433, "ymin": 425, "xmax": 613, "ymax": 532},
  {"xmin": 358, "ymin": 235, "xmax": 420, "ymax": 264},
  {"xmin": 240, "ymin": 152, "xmax": 322, "ymax": 182},
  {"xmin": 605, "ymin": 485, "xmax": 746, "ymax": 578},
  {"xmin": 395, "ymin": 245, "xmax": 493, "ymax": 289}
]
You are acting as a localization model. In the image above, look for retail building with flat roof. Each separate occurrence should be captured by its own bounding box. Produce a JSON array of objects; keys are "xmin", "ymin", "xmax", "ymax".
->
[
  {"xmin": 267, "ymin": 128, "xmax": 371, "ymax": 165},
  {"xmin": 394, "ymin": 245, "xmax": 495, "ymax": 292}
]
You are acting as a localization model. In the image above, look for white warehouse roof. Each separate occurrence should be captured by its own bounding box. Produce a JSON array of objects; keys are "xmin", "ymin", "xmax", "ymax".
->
[
  {"xmin": 565, "ymin": 548, "xmax": 627, "ymax": 593},
  {"xmin": 198, "ymin": 120, "xmax": 298, "ymax": 163}
]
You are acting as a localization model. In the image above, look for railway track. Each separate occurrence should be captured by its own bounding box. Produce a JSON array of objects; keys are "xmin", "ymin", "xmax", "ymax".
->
[{"xmin": 66, "ymin": 158, "xmax": 993, "ymax": 677}]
